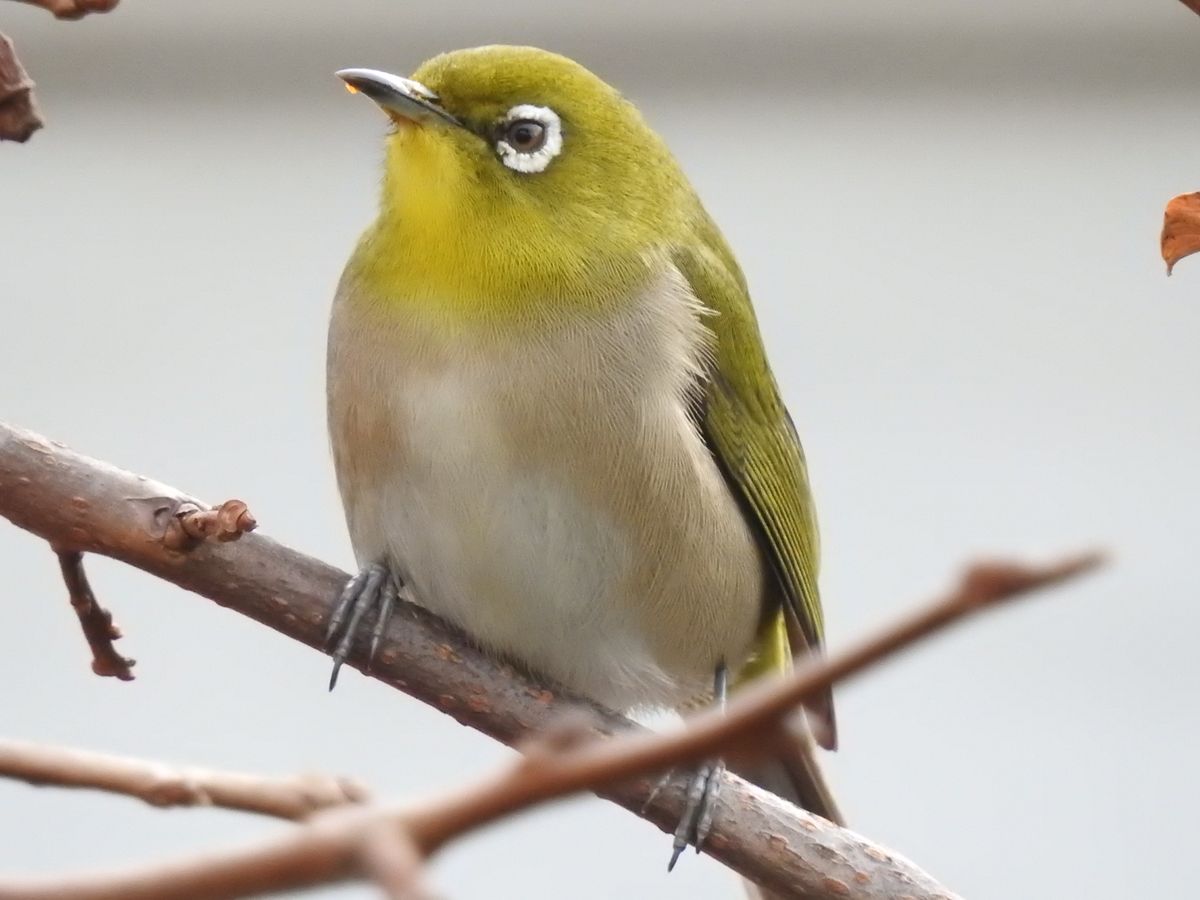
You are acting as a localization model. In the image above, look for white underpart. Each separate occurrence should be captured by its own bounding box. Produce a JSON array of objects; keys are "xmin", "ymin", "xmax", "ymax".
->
[
  {"xmin": 327, "ymin": 266, "xmax": 764, "ymax": 712},
  {"xmin": 496, "ymin": 104, "xmax": 563, "ymax": 174}
]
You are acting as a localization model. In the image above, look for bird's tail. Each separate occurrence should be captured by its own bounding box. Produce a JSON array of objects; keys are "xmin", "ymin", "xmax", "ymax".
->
[
  {"xmin": 729, "ymin": 613, "xmax": 844, "ymax": 899},
  {"xmin": 730, "ymin": 726, "xmax": 843, "ymax": 827},
  {"xmin": 730, "ymin": 734, "xmax": 843, "ymax": 899}
]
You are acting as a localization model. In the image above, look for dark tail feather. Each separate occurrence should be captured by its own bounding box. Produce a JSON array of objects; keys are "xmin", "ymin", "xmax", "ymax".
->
[
  {"xmin": 782, "ymin": 609, "xmax": 839, "ymax": 753},
  {"xmin": 731, "ymin": 718, "xmax": 843, "ymax": 826},
  {"xmin": 730, "ymin": 719, "xmax": 843, "ymax": 899},
  {"xmin": 803, "ymin": 685, "xmax": 838, "ymax": 752}
]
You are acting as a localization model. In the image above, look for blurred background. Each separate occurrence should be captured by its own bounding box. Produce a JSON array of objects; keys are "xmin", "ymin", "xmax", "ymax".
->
[{"xmin": 3, "ymin": 1, "xmax": 1199, "ymax": 897}]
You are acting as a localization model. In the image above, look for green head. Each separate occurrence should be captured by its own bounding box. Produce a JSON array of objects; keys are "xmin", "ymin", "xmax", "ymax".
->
[{"xmin": 338, "ymin": 45, "xmax": 705, "ymax": 325}]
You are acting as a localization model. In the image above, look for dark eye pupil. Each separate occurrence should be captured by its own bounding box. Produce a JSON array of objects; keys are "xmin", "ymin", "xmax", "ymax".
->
[{"xmin": 508, "ymin": 120, "xmax": 544, "ymax": 151}]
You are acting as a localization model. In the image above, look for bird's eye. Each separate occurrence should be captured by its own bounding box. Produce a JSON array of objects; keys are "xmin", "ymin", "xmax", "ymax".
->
[
  {"xmin": 505, "ymin": 120, "xmax": 546, "ymax": 153},
  {"xmin": 495, "ymin": 105, "xmax": 563, "ymax": 175}
]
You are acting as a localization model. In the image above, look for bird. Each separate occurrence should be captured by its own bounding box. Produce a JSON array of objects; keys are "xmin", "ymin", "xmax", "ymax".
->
[{"xmin": 324, "ymin": 44, "xmax": 842, "ymax": 879}]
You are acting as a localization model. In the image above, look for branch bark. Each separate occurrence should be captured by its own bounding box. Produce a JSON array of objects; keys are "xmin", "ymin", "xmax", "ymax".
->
[
  {"xmin": 0, "ymin": 422, "xmax": 1098, "ymax": 897},
  {"xmin": 55, "ymin": 549, "xmax": 136, "ymax": 679},
  {"xmin": 0, "ymin": 523, "xmax": 1096, "ymax": 900}
]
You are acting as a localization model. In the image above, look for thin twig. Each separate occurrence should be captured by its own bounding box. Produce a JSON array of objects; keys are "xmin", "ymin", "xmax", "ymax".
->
[
  {"xmin": 0, "ymin": 33, "xmax": 40, "ymax": 142},
  {"xmin": 399, "ymin": 553, "xmax": 1106, "ymax": 857},
  {"xmin": 50, "ymin": 497, "xmax": 255, "ymax": 677},
  {"xmin": 0, "ymin": 739, "xmax": 369, "ymax": 820},
  {"xmin": 11, "ymin": 0, "xmax": 119, "ymax": 20},
  {"xmin": 163, "ymin": 499, "xmax": 258, "ymax": 551},
  {"xmin": 0, "ymin": 544, "xmax": 1100, "ymax": 897},
  {"xmin": 358, "ymin": 823, "xmax": 438, "ymax": 900},
  {"xmin": 2, "ymin": 0, "xmax": 120, "ymax": 142},
  {"xmin": 0, "ymin": 423, "xmax": 1102, "ymax": 898},
  {"xmin": 55, "ymin": 549, "xmax": 135, "ymax": 680}
]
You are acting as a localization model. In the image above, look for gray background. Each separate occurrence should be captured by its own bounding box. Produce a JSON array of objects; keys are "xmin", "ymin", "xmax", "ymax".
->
[{"xmin": 3, "ymin": 1, "xmax": 1199, "ymax": 897}]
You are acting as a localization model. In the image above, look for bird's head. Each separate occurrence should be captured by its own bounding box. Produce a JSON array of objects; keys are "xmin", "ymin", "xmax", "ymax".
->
[{"xmin": 339, "ymin": 46, "xmax": 697, "ymax": 323}]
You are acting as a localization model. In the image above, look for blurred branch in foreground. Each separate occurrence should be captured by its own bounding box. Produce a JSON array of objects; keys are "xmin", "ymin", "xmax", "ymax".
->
[
  {"xmin": 12, "ymin": 0, "xmax": 118, "ymax": 20},
  {"xmin": 0, "ymin": 548, "xmax": 1098, "ymax": 899},
  {"xmin": 0, "ymin": 739, "xmax": 369, "ymax": 820},
  {"xmin": 0, "ymin": 421, "xmax": 1102, "ymax": 897}
]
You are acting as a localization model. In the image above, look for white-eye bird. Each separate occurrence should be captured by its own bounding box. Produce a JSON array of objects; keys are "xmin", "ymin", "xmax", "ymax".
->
[{"xmin": 325, "ymin": 45, "xmax": 842, "ymax": 872}]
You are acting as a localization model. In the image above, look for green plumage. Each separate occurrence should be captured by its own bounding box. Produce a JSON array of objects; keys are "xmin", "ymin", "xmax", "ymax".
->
[
  {"xmin": 674, "ymin": 234, "xmax": 836, "ymax": 750},
  {"xmin": 331, "ymin": 47, "xmax": 840, "ymax": 839}
]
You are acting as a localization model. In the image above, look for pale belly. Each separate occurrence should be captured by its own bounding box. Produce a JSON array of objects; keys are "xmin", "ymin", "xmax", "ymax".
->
[{"xmin": 328, "ymin": 277, "xmax": 767, "ymax": 712}]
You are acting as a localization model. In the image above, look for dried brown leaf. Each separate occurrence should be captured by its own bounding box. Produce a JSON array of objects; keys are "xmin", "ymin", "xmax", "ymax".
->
[{"xmin": 1162, "ymin": 192, "xmax": 1200, "ymax": 275}]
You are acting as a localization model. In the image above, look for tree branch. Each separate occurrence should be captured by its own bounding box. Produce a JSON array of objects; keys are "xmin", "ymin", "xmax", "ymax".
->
[
  {"xmin": 55, "ymin": 549, "xmax": 136, "ymax": 679},
  {"xmin": 0, "ymin": 33, "xmax": 40, "ymax": 142},
  {"xmin": 0, "ymin": 740, "xmax": 369, "ymax": 820},
  {"xmin": 11, "ymin": 0, "xmax": 119, "ymax": 20},
  {"xmin": 0, "ymin": 422, "xmax": 1099, "ymax": 897},
  {"xmin": 0, "ymin": 546, "xmax": 1098, "ymax": 900},
  {"xmin": 1, "ymin": 0, "xmax": 121, "ymax": 142}
]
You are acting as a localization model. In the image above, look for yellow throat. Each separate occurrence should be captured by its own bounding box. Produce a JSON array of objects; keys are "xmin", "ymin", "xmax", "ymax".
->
[{"xmin": 342, "ymin": 46, "xmax": 707, "ymax": 331}]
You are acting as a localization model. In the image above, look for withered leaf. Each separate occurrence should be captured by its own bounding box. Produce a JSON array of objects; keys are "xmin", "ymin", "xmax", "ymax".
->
[{"xmin": 1161, "ymin": 193, "xmax": 1200, "ymax": 275}]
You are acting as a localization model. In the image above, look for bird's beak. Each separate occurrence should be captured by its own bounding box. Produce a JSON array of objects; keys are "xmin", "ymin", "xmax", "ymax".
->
[{"xmin": 335, "ymin": 68, "xmax": 464, "ymax": 129}]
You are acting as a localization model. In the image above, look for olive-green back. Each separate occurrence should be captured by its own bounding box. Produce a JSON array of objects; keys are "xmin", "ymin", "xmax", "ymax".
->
[{"xmin": 673, "ymin": 225, "xmax": 836, "ymax": 750}]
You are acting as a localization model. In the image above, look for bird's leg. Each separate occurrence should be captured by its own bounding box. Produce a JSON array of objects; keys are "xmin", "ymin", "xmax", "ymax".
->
[
  {"xmin": 324, "ymin": 562, "xmax": 402, "ymax": 690},
  {"xmin": 668, "ymin": 662, "xmax": 728, "ymax": 871}
]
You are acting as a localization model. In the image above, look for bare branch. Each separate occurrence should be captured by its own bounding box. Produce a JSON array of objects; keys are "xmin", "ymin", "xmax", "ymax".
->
[
  {"xmin": 0, "ymin": 824, "xmax": 365, "ymax": 900},
  {"xmin": 0, "ymin": 739, "xmax": 369, "ymax": 820},
  {"xmin": 0, "ymin": 539, "xmax": 1098, "ymax": 900},
  {"xmin": 11, "ymin": 0, "xmax": 119, "ymax": 20},
  {"xmin": 400, "ymin": 552, "xmax": 1105, "ymax": 860},
  {"xmin": 2, "ymin": 0, "xmax": 120, "ymax": 142},
  {"xmin": 163, "ymin": 498, "xmax": 258, "ymax": 551},
  {"xmin": 0, "ymin": 422, "xmax": 1100, "ymax": 898},
  {"xmin": 358, "ymin": 823, "xmax": 439, "ymax": 900},
  {"xmin": 47, "ymin": 496, "xmax": 255, "ymax": 677},
  {"xmin": 0, "ymin": 34, "xmax": 40, "ymax": 142},
  {"xmin": 55, "ymin": 549, "xmax": 135, "ymax": 680}
]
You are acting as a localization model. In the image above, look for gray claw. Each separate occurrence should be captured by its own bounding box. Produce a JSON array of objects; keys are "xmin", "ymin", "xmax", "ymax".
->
[
  {"xmin": 694, "ymin": 761, "xmax": 724, "ymax": 851},
  {"xmin": 368, "ymin": 577, "xmax": 399, "ymax": 669},
  {"xmin": 325, "ymin": 568, "xmax": 369, "ymax": 646},
  {"xmin": 667, "ymin": 662, "xmax": 728, "ymax": 869},
  {"xmin": 667, "ymin": 761, "xmax": 725, "ymax": 866},
  {"xmin": 642, "ymin": 768, "xmax": 676, "ymax": 815},
  {"xmin": 668, "ymin": 840, "xmax": 687, "ymax": 873},
  {"xmin": 326, "ymin": 563, "xmax": 399, "ymax": 690},
  {"xmin": 669, "ymin": 762, "xmax": 719, "ymax": 869}
]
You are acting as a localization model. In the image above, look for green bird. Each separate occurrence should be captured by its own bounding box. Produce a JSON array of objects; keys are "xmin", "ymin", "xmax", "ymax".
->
[{"xmin": 324, "ymin": 44, "xmax": 842, "ymax": 873}]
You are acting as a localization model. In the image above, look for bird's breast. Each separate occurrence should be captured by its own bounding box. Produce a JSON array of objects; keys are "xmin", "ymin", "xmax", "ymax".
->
[{"xmin": 327, "ymin": 267, "xmax": 766, "ymax": 711}]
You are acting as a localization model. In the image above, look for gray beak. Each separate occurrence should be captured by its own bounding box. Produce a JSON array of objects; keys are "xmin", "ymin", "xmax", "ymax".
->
[{"xmin": 336, "ymin": 68, "xmax": 463, "ymax": 128}]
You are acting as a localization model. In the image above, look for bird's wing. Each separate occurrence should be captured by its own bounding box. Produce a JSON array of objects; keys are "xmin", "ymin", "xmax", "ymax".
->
[{"xmin": 673, "ymin": 240, "xmax": 836, "ymax": 751}]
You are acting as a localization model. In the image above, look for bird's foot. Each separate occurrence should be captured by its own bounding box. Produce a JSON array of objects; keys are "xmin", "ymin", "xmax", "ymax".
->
[
  {"xmin": 667, "ymin": 661, "xmax": 728, "ymax": 870},
  {"xmin": 668, "ymin": 759, "xmax": 725, "ymax": 870},
  {"xmin": 641, "ymin": 768, "xmax": 676, "ymax": 814},
  {"xmin": 324, "ymin": 562, "xmax": 401, "ymax": 690}
]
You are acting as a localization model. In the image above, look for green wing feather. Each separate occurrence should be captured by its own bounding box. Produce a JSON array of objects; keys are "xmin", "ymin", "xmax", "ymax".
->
[{"xmin": 673, "ymin": 234, "xmax": 836, "ymax": 750}]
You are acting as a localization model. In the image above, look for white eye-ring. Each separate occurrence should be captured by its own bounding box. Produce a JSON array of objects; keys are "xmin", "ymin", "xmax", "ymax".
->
[{"xmin": 495, "ymin": 104, "xmax": 563, "ymax": 174}]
